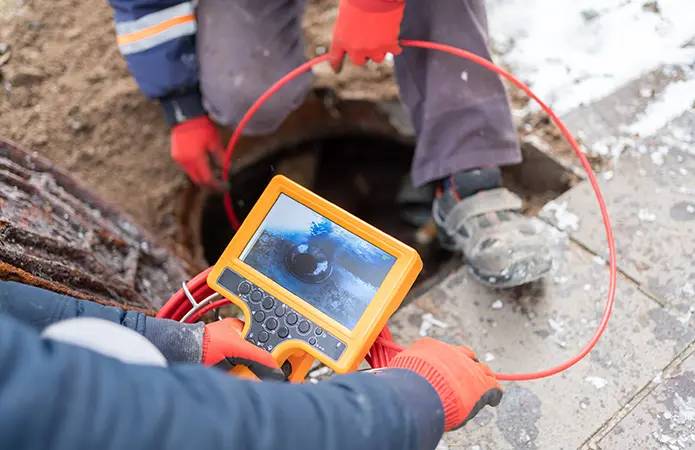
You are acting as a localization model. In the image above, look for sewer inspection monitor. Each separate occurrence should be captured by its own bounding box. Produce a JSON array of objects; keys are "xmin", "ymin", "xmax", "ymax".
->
[{"xmin": 208, "ymin": 175, "xmax": 422, "ymax": 381}]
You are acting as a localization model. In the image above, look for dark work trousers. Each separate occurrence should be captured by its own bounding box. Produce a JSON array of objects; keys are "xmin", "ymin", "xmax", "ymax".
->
[{"xmin": 197, "ymin": 0, "xmax": 521, "ymax": 186}]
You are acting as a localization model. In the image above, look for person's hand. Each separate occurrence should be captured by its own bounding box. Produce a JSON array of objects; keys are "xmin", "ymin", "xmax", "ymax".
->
[
  {"xmin": 170, "ymin": 116, "xmax": 225, "ymax": 188},
  {"xmin": 389, "ymin": 338, "xmax": 502, "ymax": 431},
  {"xmin": 328, "ymin": 0, "xmax": 405, "ymax": 71},
  {"xmin": 202, "ymin": 318, "xmax": 277, "ymax": 370}
]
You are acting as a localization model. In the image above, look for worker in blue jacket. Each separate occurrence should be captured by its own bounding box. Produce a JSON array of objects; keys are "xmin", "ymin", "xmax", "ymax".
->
[
  {"xmin": 0, "ymin": 280, "xmax": 502, "ymax": 450},
  {"xmin": 106, "ymin": 0, "xmax": 558, "ymax": 289}
]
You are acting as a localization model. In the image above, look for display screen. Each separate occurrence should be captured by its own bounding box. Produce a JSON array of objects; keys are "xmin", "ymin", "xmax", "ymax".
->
[{"xmin": 240, "ymin": 194, "xmax": 396, "ymax": 329}]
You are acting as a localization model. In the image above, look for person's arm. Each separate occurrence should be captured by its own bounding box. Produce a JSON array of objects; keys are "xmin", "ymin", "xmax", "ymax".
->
[
  {"xmin": 107, "ymin": 0, "xmax": 204, "ymax": 124},
  {"xmin": 0, "ymin": 280, "xmax": 202, "ymax": 362},
  {"xmin": 0, "ymin": 314, "xmax": 443, "ymax": 450},
  {"xmin": 106, "ymin": 0, "xmax": 224, "ymax": 187}
]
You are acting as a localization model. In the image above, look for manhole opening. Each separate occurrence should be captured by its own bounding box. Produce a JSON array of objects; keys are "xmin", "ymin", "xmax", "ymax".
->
[{"xmin": 199, "ymin": 135, "xmax": 575, "ymax": 287}]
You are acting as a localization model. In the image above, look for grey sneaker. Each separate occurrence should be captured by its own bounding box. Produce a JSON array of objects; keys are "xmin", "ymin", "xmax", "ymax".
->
[{"xmin": 433, "ymin": 186, "xmax": 555, "ymax": 288}]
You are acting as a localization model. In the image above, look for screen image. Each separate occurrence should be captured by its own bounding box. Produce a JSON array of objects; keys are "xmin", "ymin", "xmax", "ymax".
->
[{"xmin": 240, "ymin": 194, "xmax": 396, "ymax": 329}]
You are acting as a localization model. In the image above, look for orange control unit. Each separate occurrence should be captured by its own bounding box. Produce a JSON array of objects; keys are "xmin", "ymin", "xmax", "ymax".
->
[{"xmin": 207, "ymin": 175, "xmax": 422, "ymax": 381}]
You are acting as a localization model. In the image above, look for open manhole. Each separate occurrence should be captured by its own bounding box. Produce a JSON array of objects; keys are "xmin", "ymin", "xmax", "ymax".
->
[
  {"xmin": 200, "ymin": 135, "xmax": 452, "ymax": 287},
  {"xmin": 194, "ymin": 132, "xmax": 576, "ymax": 289}
]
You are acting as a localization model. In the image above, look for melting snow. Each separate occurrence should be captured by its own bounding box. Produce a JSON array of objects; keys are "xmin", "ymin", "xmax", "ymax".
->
[
  {"xmin": 628, "ymin": 79, "xmax": 695, "ymax": 138},
  {"xmin": 419, "ymin": 313, "xmax": 449, "ymax": 337},
  {"xmin": 543, "ymin": 201, "xmax": 580, "ymax": 231},
  {"xmin": 649, "ymin": 146, "xmax": 670, "ymax": 166},
  {"xmin": 488, "ymin": 0, "xmax": 695, "ymax": 115},
  {"xmin": 683, "ymin": 283, "xmax": 695, "ymax": 298},
  {"xmin": 674, "ymin": 393, "xmax": 695, "ymax": 422},
  {"xmin": 638, "ymin": 208, "xmax": 657, "ymax": 222},
  {"xmin": 585, "ymin": 376, "xmax": 608, "ymax": 389}
]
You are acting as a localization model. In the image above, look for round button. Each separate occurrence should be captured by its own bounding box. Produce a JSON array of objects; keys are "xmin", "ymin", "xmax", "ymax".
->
[
  {"xmin": 277, "ymin": 326, "xmax": 289, "ymax": 338},
  {"xmin": 315, "ymin": 327, "xmax": 323, "ymax": 336},
  {"xmin": 265, "ymin": 317, "xmax": 278, "ymax": 331},
  {"xmin": 257, "ymin": 331, "xmax": 269, "ymax": 343},
  {"xmin": 250, "ymin": 289, "xmax": 263, "ymax": 302},
  {"xmin": 253, "ymin": 310, "xmax": 265, "ymax": 323},
  {"xmin": 309, "ymin": 337, "xmax": 317, "ymax": 345},
  {"xmin": 238, "ymin": 281, "xmax": 252, "ymax": 294},
  {"xmin": 262, "ymin": 296, "xmax": 275, "ymax": 310},
  {"xmin": 286, "ymin": 312, "xmax": 298, "ymax": 326},
  {"xmin": 274, "ymin": 304, "xmax": 286, "ymax": 317},
  {"xmin": 298, "ymin": 320, "xmax": 311, "ymax": 334}
]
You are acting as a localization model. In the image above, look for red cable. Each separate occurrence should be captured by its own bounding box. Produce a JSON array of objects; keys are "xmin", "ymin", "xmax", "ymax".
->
[{"xmin": 180, "ymin": 40, "xmax": 617, "ymax": 382}]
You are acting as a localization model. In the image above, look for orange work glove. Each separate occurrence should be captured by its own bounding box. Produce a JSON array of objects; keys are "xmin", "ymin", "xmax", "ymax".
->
[
  {"xmin": 202, "ymin": 318, "xmax": 278, "ymax": 370},
  {"xmin": 170, "ymin": 116, "xmax": 225, "ymax": 188},
  {"xmin": 389, "ymin": 338, "xmax": 503, "ymax": 431},
  {"xmin": 328, "ymin": 0, "xmax": 405, "ymax": 71}
]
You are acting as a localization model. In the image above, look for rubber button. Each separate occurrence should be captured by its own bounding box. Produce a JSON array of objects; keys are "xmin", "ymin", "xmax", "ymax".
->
[
  {"xmin": 250, "ymin": 289, "xmax": 263, "ymax": 302},
  {"xmin": 309, "ymin": 337, "xmax": 317, "ymax": 345},
  {"xmin": 286, "ymin": 313, "xmax": 298, "ymax": 326},
  {"xmin": 315, "ymin": 327, "xmax": 323, "ymax": 336},
  {"xmin": 298, "ymin": 321, "xmax": 311, "ymax": 334},
  {"xmin": 238, "ymin": 281, "xmax": 252, "ymax": 294},
  {"xmin": 262, "ymin": 296, "xmax": 275, "ymax": 310},
  {"xmin": 274, "ymin": 304, "xmax": 286, "ymax": 317},
  {"xmin": 258, "ymin": 331, "xmax": 269, "ymax": 343},
  {"xmin": 266, "ymin": 317, "xmax": 278, "ymax": 331},
  {"xmin": 253, "ymin": 311, "xmax": 265, "ymax": 323},
  {"xmin": 277, "ymin": 326, "xmax": 289, "ymax": 338}
]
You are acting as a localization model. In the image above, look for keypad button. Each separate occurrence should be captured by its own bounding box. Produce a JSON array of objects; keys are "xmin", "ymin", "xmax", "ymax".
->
[
  {"xmin": 265, "ymin": 317, "xmax": 278, "ymax": 331},
  {"xmin": 250, "ymin": 289, "xmax": 263, "ymax": 302},
  {"xmin": 238, "ymin": 281, "xmax": 252, "ymax": 294},
  {"xmin": 262, "ymin": 296, "xmax": 275, "ymax": 310},
  {"xmin": 309, "ymin": 337, "xmax": 317, "ymax": 345},
  {"xmin": 277, "ymin": 326, "xmax": 289, "ymax": 338},
  {"xmin": 274, "ymin": 304, "xmax": 286, "ymax": 317},
  {"xmin": 298, "ymin": 320, "xmax": 311, "ymax": 334},
  {"xmin": 258, "ymin": 331, "xmax": 269, "ymax": 343},
  {"xmin": 315, "ymin": 327, "xmax": 323, "ymax": 336},
  {"xmin": 253, "ymin": 310, "xmax": 265, "ymax": 323},
  {"xmin": 286, "ymin": 312, "xmax": 298, "ymax": 326}
]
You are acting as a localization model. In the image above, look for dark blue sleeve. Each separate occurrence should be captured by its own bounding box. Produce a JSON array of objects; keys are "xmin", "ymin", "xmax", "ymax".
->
[
  {"xmin": 106, "ymin": 0, "xmax": 205, "ymax": 123},
  {"xmin": 0, "ymin": 280, "xmax": 149, "ymax": 332},
  {"xmin": 0, "ymin": 281, "xmax": 203, "ymax": 363},
  {"xmin": 0, "ymin": 314, "xmax": 444, "ymax": 450}
]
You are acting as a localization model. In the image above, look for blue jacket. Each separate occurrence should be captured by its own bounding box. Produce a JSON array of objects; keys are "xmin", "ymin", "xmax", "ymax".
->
[
  {"xmin": 0, "ymin": 281, "xmax": 444, "ymax": 450},
  {"xmin": 108, "ymin": 0, "xmax": 206, "ymax": 124}
]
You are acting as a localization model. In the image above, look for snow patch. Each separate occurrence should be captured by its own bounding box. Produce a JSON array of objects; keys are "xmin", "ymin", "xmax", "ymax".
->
[
  {"xmin": 419, "ymin": 313, "xmax": 449, "ymax": 337},
  {"xmin": 488, "ymin": 0, "xmax": 695, "ymax": 114},
  {"xmin": 585, "ymin": 376, "xmax": 608, "ymax": 389},
  {"xmin": 543, "ymin": 201, "xmax": 579, "ymax": 231},
  {"xmin": 638, "ymin": 208, "xmax": 657, "ymax": 222},
  {"xmin": 628, "ymin": 79, "xmax": 695, "ymax": 138}
]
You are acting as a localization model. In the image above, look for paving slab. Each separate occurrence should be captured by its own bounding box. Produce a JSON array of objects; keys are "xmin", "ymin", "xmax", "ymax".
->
[
  {"xmin": 561, "ymin": 64, "xmax": 694, "ymax": 152},
  {"xmin": 540, "ymin": 111, "xmax": 695, "ymax": 311},
  {"xmin": 390, "ymin": 239, "xmax": 694, "ymax": 449},
  {"xmin": 597, "ymin": 349, "xmax": 695, "ymax": 450}
]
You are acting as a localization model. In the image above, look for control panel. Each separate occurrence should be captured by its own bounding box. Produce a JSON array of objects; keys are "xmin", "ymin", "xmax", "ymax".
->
[{"xmin": 217, "ymin": 268, "xmax": 347, "ymax": 361}]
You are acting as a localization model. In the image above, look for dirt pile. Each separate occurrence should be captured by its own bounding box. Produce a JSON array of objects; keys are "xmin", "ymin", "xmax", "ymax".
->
[{"xmin": 0, "ymin": 0, "xmax": 400, "ymax": 251}]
